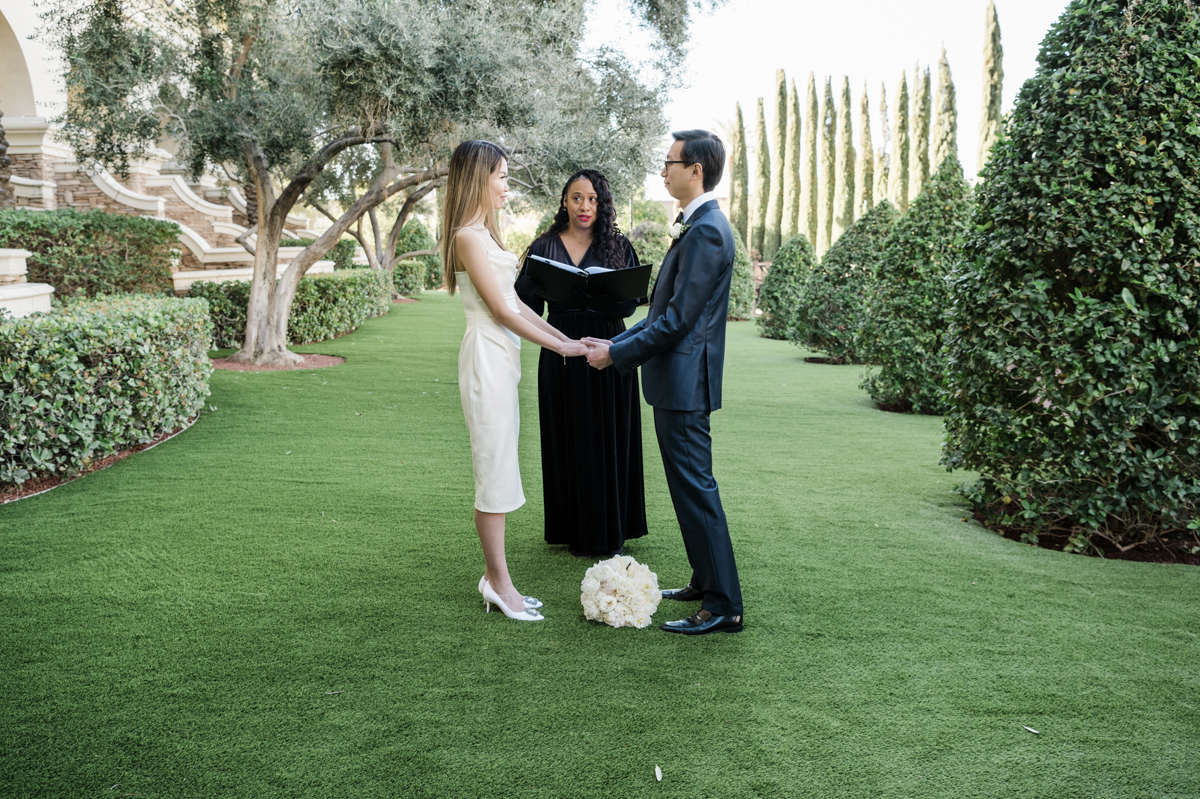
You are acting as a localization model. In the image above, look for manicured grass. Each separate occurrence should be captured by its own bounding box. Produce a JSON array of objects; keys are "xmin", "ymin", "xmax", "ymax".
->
[{"xmin": 3, "ymin": 291, "xmax": 1198, "ymax": 798}]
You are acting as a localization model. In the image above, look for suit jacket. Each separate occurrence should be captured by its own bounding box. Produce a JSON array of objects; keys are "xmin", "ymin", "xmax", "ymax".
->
[{"xmin": 609, "ymin": 200, "xmax": 734, "ymax": 412}]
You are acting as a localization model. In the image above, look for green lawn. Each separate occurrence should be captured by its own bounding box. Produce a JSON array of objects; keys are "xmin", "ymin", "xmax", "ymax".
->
[{"xmin": 3, "ymin": 292, "xmax": 1198, "ymax": 798}]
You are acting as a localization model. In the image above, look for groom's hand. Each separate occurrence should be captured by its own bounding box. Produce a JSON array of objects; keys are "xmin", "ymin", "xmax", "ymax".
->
[{"xmin": 582, "ymin": 337, "xmax": 613, "ymax": 370}]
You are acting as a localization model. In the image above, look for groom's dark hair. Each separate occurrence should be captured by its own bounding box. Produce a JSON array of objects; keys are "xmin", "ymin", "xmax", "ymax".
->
[{"xmin": 673, "ymin": 129, "xmax": 724, "ymax": 192}]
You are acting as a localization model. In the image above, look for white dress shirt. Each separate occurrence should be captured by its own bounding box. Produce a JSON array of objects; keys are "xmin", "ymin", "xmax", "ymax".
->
[{"xmin": 681, "ymin": 191, "xmax": 718, "ymax": 223}]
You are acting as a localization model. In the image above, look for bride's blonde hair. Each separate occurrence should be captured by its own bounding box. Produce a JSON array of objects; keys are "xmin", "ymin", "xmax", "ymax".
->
[{"xmin": 441, "ymin": 140, "xmax": 508, "ymax": 295}]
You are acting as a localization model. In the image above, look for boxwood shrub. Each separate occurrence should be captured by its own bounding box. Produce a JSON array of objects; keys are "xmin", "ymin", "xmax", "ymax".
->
[
  {"xmin": 281, "ymin": 237, "xmax": 356, "ymax": 270},
  {"xmin": 941, "ymin": 0, "xmax": 1200, "ymax": 553},
  {"xmin": 858, "ymin": 156, "xmax": 973, "ymax": 413},
  {"xmin": 0, "ymin": 295, "xmax": 212, "ymax": 486},
  {"xmin": 0, "ymin": 208, "xmax": 178, "ymax": 296},
  {"xmin": 757, "ymin": 234, "xmax": 815, "ymax": 340},
  {"xmin": 727, "ymin": 231, "xmax": 755, "ymax": 321},
  {"xmin": 791, "ymin": 201, "xmax": 898, "ymax": 362},
  {"xmin": 393, "ymin": 219, "xmax": 442, "ymax": 290},
  {"xmin": 392, "ymin": 259, "xmax": 424, "ymax": 298},
  {"xmin": 189, "ymin": 268, "xmax": 392, "ymax": 348}
]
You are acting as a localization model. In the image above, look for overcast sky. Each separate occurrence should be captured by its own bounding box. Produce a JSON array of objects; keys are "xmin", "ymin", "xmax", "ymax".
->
[{"xmin": 584, "ymin": 0, "xmax": 1073, "ymax": 200}]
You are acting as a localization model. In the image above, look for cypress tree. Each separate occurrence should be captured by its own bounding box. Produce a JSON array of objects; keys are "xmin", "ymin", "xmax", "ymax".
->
[
  {"xmin": 781, "ymin": 79, "xmax": 802, "ymax": 244},
  {"xmin": 818, "ymin": 77, "xmax": 837, "ymax": 257},
  {"xmin": 909, "ymin": 63, "xmax": 932, "ymax": 202},
  {"xmin": 855, "ymin": 81, "xmax": 874, "ymax": 218},
  {"xmin": 801, "ymin": 72, "xmax": 820, "ymax": 248},
  {"xmin": 931, "ymin": 47, "xmax": 958, "ymax": 171},
  {"xmin": 889, "ymin": 72, "xmax": 910, "ymax": 212},
  {"xmin": 832, "ymin": 77, "xmax": 856, "ymax": 243},
  {"xmin": 728, "ymin": 102, "xmax": 750, "ymax": 245},
  {"xmin": 751, "ymin": 97, "xmax": 771, "ymax": 257},
  {"xmin": 977, "ymin": 0, "xmax": 1004, "ymax": 174},
  {"xmin": 859, "ymin": 155, "xmax": 973, "ymax": 413},
  {"xmin": 764, "ymin": 69, "xmax": 787, "ymax": 260},
  {"xmin": 944, "ymin": 0, "xmax": 1200, "ymax": 552},
  {"xmin": 875, "ymin": 82, "xmax": 889, "ymax": 205}
]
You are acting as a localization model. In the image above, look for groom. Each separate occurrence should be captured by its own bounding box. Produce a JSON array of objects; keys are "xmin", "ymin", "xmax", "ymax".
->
[{"xmin": 584, "ymin": 129, "xmax": 743, "ymax": 635}]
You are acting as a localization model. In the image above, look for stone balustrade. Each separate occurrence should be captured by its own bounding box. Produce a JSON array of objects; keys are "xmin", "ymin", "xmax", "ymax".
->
[{"xmin": 0, "ymin": 248, "xmax": 54, "ymax": 317}]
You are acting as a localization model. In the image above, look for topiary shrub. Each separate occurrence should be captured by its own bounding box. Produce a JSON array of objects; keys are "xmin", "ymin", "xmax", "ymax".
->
[
  {"xmin": 280, "ymin": 237, "xmax": 357, "ymax": 270},
  {"xmin": 858, "ymin": 156, "xmax": 973, "ymax": 413},
  {"xmin": 0, "ymin": 295, "xmax": 212, "ymax": 486},
  {"xmin": 628, "ymin": 220, "xmax": 669, "ymax": 282},
  {"xmin": 0, "ymin": 208, "xmax": 177, "ymax": 297},
  {"xmin": 393, "ymin": 218, "xmax": 442, "ymax": 289},
  {"xmin": 392, "ymin": 259, "xmax": 424, "ymax": 298},
  {"xmin": 189, "ymin": 268, "xmax": 391, "ymax": 348},
  {"xmin": 792, "ymin": 201, "xmax": 899, "ymax": 362},
  {"xmin": 756, "ymin": 234, "xmax": 815, "ymax": 340},
  {"xmin": 727, "ymin": 231, "xmax": 755, "ymax": 321},
  {"xmin": 941, "ymin": 0, "xmax": 1200, "ymax": 555}
]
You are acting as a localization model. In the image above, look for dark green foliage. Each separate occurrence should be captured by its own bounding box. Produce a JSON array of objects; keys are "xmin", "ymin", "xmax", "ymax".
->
[
  {"xmin": 0, "ymin": 295, "xmax": 212, "ymax": 485},
  {"xmin": 728, "ymin": 232, "xmax": 755, "ymax": 320},
  {"xmin": 756, "ymin": 235, "xmax": 815, "ymax": 340},
  {"xmin": 392, "ymin": 259, "xmax": 424, "ymax": 298},
  {"xmin": 941, "ymin": 0, "xmax": 1200, "ymax": 552},
  {"xmin": 859, "ymin": 156, "xmax": 973, "ymax": 413},
  {"xmin": 393, "ymin": 218, "xmax": 442, "ymax": 289},
  {"xmin": 628, "ymin": 220, "xmax": 668, "ymax": 284},
  {"xmin": 189, "ymin": 269, "xmax": 391, "ymax": 348},
  {"xmin": 0, "ymin": 208, "xmax": 177, "ymax": 297},
  {"xmin": 792, "ymin": 201, "xmax": 899, "ymax": 361},
  {"xmin": 281, "ymin": 238, "xmax": 356, "ymax": 270}
]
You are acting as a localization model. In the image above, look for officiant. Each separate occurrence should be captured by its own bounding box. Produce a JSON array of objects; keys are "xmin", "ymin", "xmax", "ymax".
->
[{"xmin": 515, "ymin": 169, "xmax": 648, "ymax": 559}]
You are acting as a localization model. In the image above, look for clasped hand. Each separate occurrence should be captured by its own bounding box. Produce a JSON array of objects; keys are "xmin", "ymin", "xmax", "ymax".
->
[{"xmin": 554, "ymin": 337, "xmax": 614, "ymax": 369}]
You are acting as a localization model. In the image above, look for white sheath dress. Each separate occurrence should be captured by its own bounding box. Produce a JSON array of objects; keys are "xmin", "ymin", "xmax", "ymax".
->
[{"xmin": 456, "ymin": 248, "xmax": 526, "ymax": 513}]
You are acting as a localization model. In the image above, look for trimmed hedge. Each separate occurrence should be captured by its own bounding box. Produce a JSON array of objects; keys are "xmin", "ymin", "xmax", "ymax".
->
[
  {"xmin": 858, "ymin": 157, "xmax": 973, "ymax": 413},
  {"xmin": 0, "ymin": 295, "xmax": 212, "ymax": 486},
  {"xmin": 281, "ymin": 237, "xmax": 356, "ymax": 270},
  {"xmin": 189, "ymin": 268, "xmax": 392, "ymax": 348},
  {"xmin": 757, "ymin": 234, "xmax": 815, "ymax": 340},
  {"xmin": 393, "ymin": 219, "xmax": 442, "ymax": 290},
  {"xmin": 728, "ymin": 231, "xmax": 755, "ymax": 320},
  {"xmin": 628, "ymin": 220, "xmax": 669, "ymax": 285},
  {"xmin": 792, "ymin": 201, "xmax": 899, "ymax": 362},
  {"xmin": 941, "ymin": 0, "xmax": 1200, "ymax": 553},
  {"xmin": 392, "ymin": 259, "xmax": 424, "ymax": 298},
  {"xmin": 0, "ymin": 208, "xmax": 178, "ymax": 297}
]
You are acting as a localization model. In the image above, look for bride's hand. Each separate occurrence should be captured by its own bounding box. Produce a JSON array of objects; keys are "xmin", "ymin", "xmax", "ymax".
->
[{"xmin": 560, "ymin": 339, "xmax": 589, "ymax": 358}]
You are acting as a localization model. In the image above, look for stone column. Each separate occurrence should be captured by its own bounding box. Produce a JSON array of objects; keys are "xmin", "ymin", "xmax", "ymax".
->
[{"xmin": 0, "ymin": 110, "xmax": 14, "ymax": 209}]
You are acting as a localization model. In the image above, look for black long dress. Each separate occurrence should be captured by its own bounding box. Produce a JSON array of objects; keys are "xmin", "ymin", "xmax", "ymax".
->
[{"xmin": 515, "ymin": 233, "xmax": 648, "ymax": 557}]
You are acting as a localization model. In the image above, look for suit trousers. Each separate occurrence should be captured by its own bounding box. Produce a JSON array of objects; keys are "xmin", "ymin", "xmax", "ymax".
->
[{"xmin": 653, "ymin": 406, "xmax": 743, "ymax": 616}]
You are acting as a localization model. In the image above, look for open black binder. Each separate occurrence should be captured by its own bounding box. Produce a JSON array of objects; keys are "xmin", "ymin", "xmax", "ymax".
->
[{"xmin": 523, "ymin": 254, "xmax": 651, "ymax": 305}]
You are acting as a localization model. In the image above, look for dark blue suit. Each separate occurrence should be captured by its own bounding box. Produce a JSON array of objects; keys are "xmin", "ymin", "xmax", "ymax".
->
[{"xmin": 609, "ymin": 200, "xmax": 743, "ymax": 616}]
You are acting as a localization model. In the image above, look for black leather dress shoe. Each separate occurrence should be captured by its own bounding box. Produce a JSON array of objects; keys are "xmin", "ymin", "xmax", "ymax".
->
[
  {"xmin": 660, "ymin": 609, "xmax": 744, "ymax": 635},
  {"xmin": 661, "ymin": 584, "xmax": 703, "ymax": 602}
]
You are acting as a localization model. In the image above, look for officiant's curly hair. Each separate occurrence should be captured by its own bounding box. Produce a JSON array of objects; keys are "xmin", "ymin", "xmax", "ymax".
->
[
  {"xmin": 441, "ymin": 140, "xmax": 509, "ymax": 295},
  {"xmin": 529, "ymin": 169, "xmax": 627, "ymax": 269}
]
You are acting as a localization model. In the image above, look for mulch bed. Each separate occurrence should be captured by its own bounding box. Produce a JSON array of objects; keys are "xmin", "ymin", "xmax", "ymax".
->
[
  {"xmin": 1, "ymin": 418, "xmax": 197, "ymax": 505},
  {"xmin": 211, "ymin": 353, "xmax": 345, "ymax": 371},
  {"xmin": 805, "ymin": 356, "xmax": 849, "ymax": 365},
  {"xmin": 977, "ymin": 510, "xmax": 1200, "ymax": 566}
]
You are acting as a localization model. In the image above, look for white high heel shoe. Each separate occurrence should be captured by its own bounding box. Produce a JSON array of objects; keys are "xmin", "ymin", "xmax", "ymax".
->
[
  {"xmin": 478, "ymin": 575, "xmax": 543, "ymax": 610},
  {"xmin": 481, "ymin": 580, "xmax": 544, "ymax": 621}
]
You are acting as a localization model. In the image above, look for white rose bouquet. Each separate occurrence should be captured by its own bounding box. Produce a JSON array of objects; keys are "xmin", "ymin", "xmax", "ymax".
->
[{"xmin": 580, "ymin": 555, "xmax": 662, "ymax": 629}]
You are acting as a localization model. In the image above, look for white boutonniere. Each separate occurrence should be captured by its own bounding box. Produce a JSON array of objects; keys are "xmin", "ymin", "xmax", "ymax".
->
[{"xmin": 667, "ymin": 222, "xmax": 690, "ymax": 239}]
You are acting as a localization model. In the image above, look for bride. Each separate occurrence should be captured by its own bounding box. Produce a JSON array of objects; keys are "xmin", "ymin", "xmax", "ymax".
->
[{"xmin": 441, "ymin": 140, "xmax": 589, "ymax": 621}]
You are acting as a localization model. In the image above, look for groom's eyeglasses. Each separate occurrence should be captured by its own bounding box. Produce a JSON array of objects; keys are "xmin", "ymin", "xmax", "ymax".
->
[{"xmin": 662, "ymin": 160, "xmax": 691, "ymax": 170}]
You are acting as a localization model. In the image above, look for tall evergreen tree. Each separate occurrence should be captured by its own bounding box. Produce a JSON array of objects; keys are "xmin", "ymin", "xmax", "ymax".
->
[
  {"xmin": 931, "ymin": 47, "xmax": 958, "ymax": 171},
  {"xmin": 801, "ymin": 73, "xmax": 820, "ymax": 248},
  {"xmin": 856, "ymin": 82, "xmax": 874, "ymax": 218},
  {"xmin": 890, "ymin": 72, "xmax": 910, "ymax": 212},
  {"xmin": 832, "ymin": 77, "xmax": 856, "ymax": 243},
  {"xmin": 781, "ymin": 79, "xmax": 802, "ymax": 244},
  {"xmin": 751, "ymin": 97, "xmax": 771, "ymax": 257},
  {"xmin": 764, "ymin": 69, "xmax": 788, "ymax": 260},
  {"xmin": 728, "ymin": 102, "xmax": 750, "ymax": 245},
  {"xmin": 875, "ymin": 82, "xmax": 890, "ymax": 206},
  {"xmin": 977, "ymin": 0, "xmax": 1004, "ymax": 174},
  {"xmin": 909, "ymin": 64, "xmax": 932, "ymax": 202},
  {"xmin": 818, "ymin": 77, "xmax": 837, "ymax": 257}
]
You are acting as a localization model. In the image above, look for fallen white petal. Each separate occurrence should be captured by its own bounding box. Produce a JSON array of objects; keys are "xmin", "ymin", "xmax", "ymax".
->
[
  {"xmin": 655, "ymin": 765, "xmax": 662, "ymax": 782},
  {"xmin": 1023, "ymin": 726, "xmax": 1040, "ymax": 734}
]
